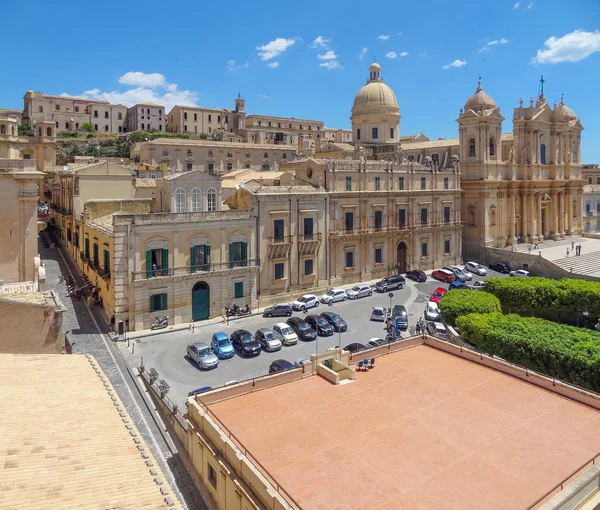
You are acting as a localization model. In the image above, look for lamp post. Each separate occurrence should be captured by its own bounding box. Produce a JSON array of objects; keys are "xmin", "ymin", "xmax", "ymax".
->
[{"xmin": 577, "ymin": 297, "xmax": 590, "ymax": 328}]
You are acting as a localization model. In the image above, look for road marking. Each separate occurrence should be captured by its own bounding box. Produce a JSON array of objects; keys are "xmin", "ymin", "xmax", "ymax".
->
[{"xmin": 404, "ymin": 281, "xmax": 420, "ymax": 311}]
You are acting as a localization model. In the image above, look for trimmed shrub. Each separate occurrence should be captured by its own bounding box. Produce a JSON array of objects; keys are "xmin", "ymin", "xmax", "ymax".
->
[
  {"xmin": 439, "ymin": 290, "xmax": 501, "ymax": 326},
  {"xmin": 456, "ymin": 313, "xmax": 600, "ymax": 391}
]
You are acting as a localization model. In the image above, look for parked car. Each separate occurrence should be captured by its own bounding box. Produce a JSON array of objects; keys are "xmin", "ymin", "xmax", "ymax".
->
[
  {"xmin": 262, "ymin": 303, "xmax": 292, "ymax": 318},
  {"xmin": 343, "ymin": 343, "xmax": 368, "ymax": 353},
  {"xmin": 287, "ymin": 317, "xmax": 317, "ymax": 341},
  {"xmin": 426, "ymin": 321, "xmax": 447, "ymax": 339},
  {"xmin": 406, "ymin": 269, "xmax": 427, "ymax": 283},
  {"xmin": 230, "ymin": 330, "xmax": 261, "ymax": 357},
  {"xmin": 489, "ymin": 262, "xmax": 510, "ymax": 274},
  {"xmin": 473, "ymin": 280, "xmax": 487, "ymax": 289},
  {"xmin": 424, "ymin": 301, "xmax": 441, "ymax": 322},
  {"xmin": 370, "ymin": 306, "xmax": 387, "ymax": 322},
  {"xmin": 187, "ymin": 342, "xmax": 219, "ymax": 369},
  {"xmin": 255, "ymin": 328, "xmax": 282, "ymax": 352},
  {"xmin": 294, "ymin": 357, "xmax": 310, "ymax": 368},
  {"xmin": 347, "ymin": 284, "xmax": 373, "ymax": 300},
  {"xmin": 305, "ymin": 314, "xmax": 334, "ymax": 336},
  {"xmin": 291, "ymin": 294, "xmax": 319, "ymax": 311},
  {"xmin": 465, "ymin": 261, "xmax": 487, "ymax": 276},
  {"xmin": 375, "ymin": 275, "xmax": 405, "ymax": 292},
  {"xmin": 429, "ymin": 287, "xmax": 447, "ymax": 304},
  {"xmin": 389, "ymin": 304, "xmax": 408, "ymax": 331},
  {"xmin": 210, "ymin": 332, "xmax": 235, "ymax": 359},
  {"xmin": 509, "ymin": 269, "xmax": 531, "ymax": 278},
  {"xmin": 187, "ymin": 386, "xmax": 213, "ymax": 397},
  {"xmin": 368, "ymin": 337, "xmax": 387, "ymax": 347},
  {"xmin": 320, "ymin": 311, "xmax": 348, "ymax": 332},
  {"xmin": 443, "ymin": 266, "xmax": 472, "ymax": 282},
  {"xmin": 448, "ymin": 281, "xmax": 471, "ymax": 291},
  {"xmin": 273, "ymin": 322, "xmax": 299, "ymax": 346},
  {"xmin": 319, "ymin": 288, "xmax": 347, "ymax": 304},
  {"xmin": 269, "ymin": 359, "xmax": 295, "ymax": 374},
  {"xmin": 432, "ymin": 269, "xmax": 457, "ymax": 283}
]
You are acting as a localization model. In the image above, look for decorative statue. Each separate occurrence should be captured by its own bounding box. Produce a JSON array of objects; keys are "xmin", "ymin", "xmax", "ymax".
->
[
  {"xmin": 519, "ymin": 98, "xmax": 524, "ymax": 107},
  {"xmin": 529, "ymin": 97, "xmax": 534, "ymax": 107},
  {"xmin": 567, "ymin": 151, "xmax": 572, "ymax": 163},
  {"xmin": 509, "ymin": 146, "xmax": 515, "ymax": 163},
  {"xmin": 520, "ymin": 145, "xmax": 529, "ymax": 164}
]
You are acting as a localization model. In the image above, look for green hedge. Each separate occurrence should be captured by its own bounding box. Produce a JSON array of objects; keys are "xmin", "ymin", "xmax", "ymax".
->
[
  {"xmin": 456, "ymin": 313, "xmax": 600, "ymax": 391},
  {"xmin": 484, "ymin": 277, "xmax": 600, "ymax": 318},
  {"xmin": 439, "ymin": 290, "xmax": 501, "ymax": 326}
]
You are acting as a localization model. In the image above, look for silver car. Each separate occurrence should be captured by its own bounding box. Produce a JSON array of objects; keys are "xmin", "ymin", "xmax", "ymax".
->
[
  {"xmin": 370, "ymin": 306, "xmax": 387, "ymax": 322},
  {"xmin": 465, "ymin": 261, "xmax": 487, "ymax": 276},
  {"xmin": 187, "ymin": 342, "xmax": 219, "ymax": 370},
  {"xmin": 424, "ymin": 301, "xmax": 441, "ymax": 321},
  {"xmin": 255, "ymin": 328, "xmax": 283, "ymax": 352},
  {"xmin": 347, "ymin": 284, "xmax": 373, "ymax": 300}
]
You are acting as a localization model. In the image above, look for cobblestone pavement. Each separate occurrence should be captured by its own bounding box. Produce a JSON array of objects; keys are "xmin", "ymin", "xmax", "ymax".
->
[{"xmin": 39, "ymin": 234, "xmax": 210, "ymax": 510}]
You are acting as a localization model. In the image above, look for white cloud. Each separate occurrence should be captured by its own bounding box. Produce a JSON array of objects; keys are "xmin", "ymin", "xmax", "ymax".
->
[
  {"xmin": 531, "ymin": 30, "xmax": 600, "ymax": 64},
  {"xmin": 513, "ymin": 1, "xmax": 520, "ymax": 8},
  {"xmin": 386, "ymin": 51, "xmax": 397, "ymax": 59},
  {"xmin": 479, "ymin": 38, "xmax": 509, "ymax": 52},
  {"xmin": 227, "ymin": 60, "xmax": 249, "ymax": 72},
  {"xmin": 359, "ymin": 47, "xmax": 368, "ymax": 60},
  {"xmin": 312, "ymin": 36, "xmax": 330, "ymax": 48},
  {"xmin": 118, "ymin": 72, "xmax": 165, "ymax": 88},
  {"xmin": 400, "ymin": 51, "xmax": 409, "ymax": 57},
  {"xmin": 257, "ymin": 94, "xmax": 267, "ymax": 98},
  {"xmin": 442, "ymin": 59, "xmax": 467, "ymax": 69},
  {"xmin": 267, "ymin": 61, "xmax": 280, "ymax": 68},
  {"xmin": 318, "ymin": 50, "xmax": 337, "ymax": 60},
  {"xmin": 527, "ymin": 1, "xmax": 534, "ymax": 8},
  {"xmin": 378, "ymin": 34, "xmax": 390, "ymax": 41},
  {"xmin": 319, "ymin": 61, "xmax": 344, "ymax": 70},
  {"xmin": 420, "ymin": 51, "xmax": 428, "ymax": 57},
  {"xmin": 257, "ymin": 37, "xmax": 297, "ymax": 60}
]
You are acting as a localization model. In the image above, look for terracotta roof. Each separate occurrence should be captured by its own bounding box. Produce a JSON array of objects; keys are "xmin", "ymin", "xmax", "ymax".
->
[
  {"xmin": 222, "ymin": 171, "xmax": 288, "ymax": 188},
  {"xmin": 87, "ymin": 213, "xmax": 115, "ymax": 235},
  {"xmin": 134, "ymin": 178, "xmax": 157, "ymax": 188},
  {"xmin": 401, "ymin": 138, "xmax": 460, "ymax": 150},
  {"xmin": 245, "ymin": 184, "xmax": 324, "ymax": 194},
  {"xmin": 147, "ymin": 138, "xmax": 295, "ymax": 150},
  {"xmin": 0, "ymin": 354, "xmax": 180, "ymax": 509}
]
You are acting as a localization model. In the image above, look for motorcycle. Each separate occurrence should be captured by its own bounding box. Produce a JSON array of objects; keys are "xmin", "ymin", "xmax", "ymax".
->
[
  {"xmin": 225, "ymin": 305, "xmax": 239, "ymax": 317},
  {"xmin": 237, "ymin": 304, "xmax": 250, "ymax": 316},
  {"xmin": 151, "ymin": 316, "xmax": 169, "ymax": 330}
]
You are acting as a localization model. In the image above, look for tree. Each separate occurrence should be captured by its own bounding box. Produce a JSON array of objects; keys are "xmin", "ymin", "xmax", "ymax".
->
[{"xmin": 82, "ymin": 123, "xmax": 95, "ymax": 133}]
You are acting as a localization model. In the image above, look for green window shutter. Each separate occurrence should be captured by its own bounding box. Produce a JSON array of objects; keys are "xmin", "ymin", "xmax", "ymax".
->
[
  {"xmin": 229, "ymin": 243, "xmax": 234, "ymax": 268},
  {"xmin": 234, "ymin": 282, "xmax": 243, "ymax": 299},
  {"xmin": 150, "ymin": 295, "xmax": 155, "ymax": 313},
  {"xmin": 205, "ymin": 245, "xmax": 211, "ymax": 269},
  {"xmin": 85, "ymin": 238, "xmax": 89, "ymax": 258},
  {"xmin": 161, "ymin": 293, "xmax": 167, "ymax": 311},
  {"xmin": 190, "ymin": 246, "xmax": 196, "ymax": 273},
  {"xmin": 241, "ymin": 242, "xmax": 248, "ymax": 267},
  {"xmin": 146, "ymin": 250, "xmax": 153, "ymax": 278},
  {"xmin": 162, "ymin": 249, "xmax": 169, "ymax": 272}
]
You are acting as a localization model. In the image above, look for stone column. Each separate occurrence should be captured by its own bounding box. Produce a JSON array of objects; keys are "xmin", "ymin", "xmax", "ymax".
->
[
  {"xmin": 522, "ymin": 192, "xmax": 528, "ymax": 240},
  {"xmin": 566, "ymin": 190, "xmax": 572, "ymax": 235},
  {"xmin": 537, "ymin": 193, "xmax": 544, "ymax": 241},
  {"xmin": 552, "ymin": 191, "xmax": 559, "ymax": 239},
  {"xmin": 508, "ymin": 191, "xmax": 517, "ymax": 244},
  {"xmin": 558, "ymin": 191, "xmax": 565, "ymax": 237}
]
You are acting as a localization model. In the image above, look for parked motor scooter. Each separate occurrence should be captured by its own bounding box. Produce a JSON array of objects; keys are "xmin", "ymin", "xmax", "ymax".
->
[
  {"xmin": 225, "ymin": 305, "xmax": 239, "ymax": 317},
  {"xmin": 151, "ymin": 316, "xmax": 169, "ymax": 330},
  {"xmin": 237, "ymin": 304, "xmax": 250, "ymax": 315}
]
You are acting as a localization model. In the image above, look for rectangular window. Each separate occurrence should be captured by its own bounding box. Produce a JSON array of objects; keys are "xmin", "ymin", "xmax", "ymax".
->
[
  {"xmin": 398, "ymin": 208, "xmax": 406, "ymax": 229},
  {"xmin": 103, "ymin": 249, "xmax": 110, "ymax": 278},
  {"xmin": 303, "ymin": 217, "xmax": 314, "ymax": 239},
  {"xmin": 208, "ymin": 463, "xmax": 217, "ymax": 489},
  {"xmin": 55, "ymin": 104, "xmax": 60, "ymax": 111},
  {"xmin": 184, "ymin": 112, "xmax": 188, "ymax": 120},
  {"xmin": 390, "ymin": 128, "xmax": 394, "ymax": 139},
  {"xmin": 38, "ymin": 106, "xmax": 43, "ymax": 113},
  {"xmin": 229, "ymin": 241, "xmax": 248, "ymax": 267},
  {"xmin": 190, "ymin": 245, "xmax": 210, "ymax": 272},
  {"xmin": 208, "ymin": 114, "xmax": 212, "ymax": 122},
  {"xmin": 444, "ymin": 206, "xmax": 451, "ymax": 223},
  {"xmin": 84, "ymin": 238, "xmax": 90, "ymax": 259},
  {"xmin": 67, "ymin": 229, "xmax": 72, "ymax": 243},
  {"xmin": 104, "ymin": 111, "xmax": 109, "ymax": 118},
  {"xmin": 104, "ymin": 125, "xmax": 109, "ymax": 132},
  {"xmin": 93, "ymin": 110, "xmax": 98, "ymax": 118},
  {"xmin": 444, "ymin": 177, "xmax": 449, "ymax": 189},
  {"xmin": 146, "ymin": 248, "xmax": 169, "ymax": 277},
  {"xmin": 304, "ymin": 259, "xmax": 314, "ymax": 275},
  {"xmin": 186, "ymin": 162, "xmax": 192, "ymax": 171},
  {"xmin": 421, "ymin": 207, "xmax": 428, "ymax": 225},
  {"xmin": 273, "ymin": 219, "xmax": 285, "ymax": 241},
  {"xmin": 234, "ymin": 282, "xmax": 244, "ymax": 299},
  {"xmin": 444, "ymin": 239, "xmax": 451, "ymax": 254},
  {"xmin": 374, "ymin": 210, "xmax": 383, "ymax": 231},
  {"xmin": 345, "ymin": 176, "xmax": 352, "ymax": 191},
  {"xmin": 372, "ymin": 127, "xmax": 378, "ymax": 139},
  {"xmin": 345, "ymin": 211, "xmax": 354, "ymax": 233},
  {"xmin": 356, "ymin": 128, "xmax": 360, "ymax": 140},
  {"xmin": 398, "ymin": 177, "xmax": 405, "ymax": 190},
  {"xmin": 421, "ymin": 177, "xmax": 426, "ymax": 190},
  {"xmin": 117, "ymin": 112, "xmax": 122, "ymax": 120},
  {"xmin": 150, "ymin": 293, "xmax": 168, "ymax": 312},
  {"xmin": 375, "ymin": 176, "xmax": 381, "ymax": 191},
  {"xmin": 345, "ymin": 251, "xmax": 354, "ymax": 268},
  {"xmin": 421, "ymin": 242, "xmax": 428, "ymax": 257},
  {"xmin": 274, "ymin": 262, "xmax": 285, "ymax": 280},
  {"xmin": 194, "ymin": 113, "xmax": 197, "ymax": 121},
  {"xmin": 375, "ymin": 247, "xmax": 383, "ymax": 264},
  {"xmin": 208, "ymin": 163, "xmax": 214, "ymax": 174},
  {"xmin": 93, "ymin": 243, "xmax": 99, "ymax": 266}
]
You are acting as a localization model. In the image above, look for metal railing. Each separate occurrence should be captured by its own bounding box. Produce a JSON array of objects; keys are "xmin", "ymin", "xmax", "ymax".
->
[
  {"xmin": 132, "ymin": 258, "xmax": 260, "ymax": 280},
  {"xmin": 298, "ymin": 233, "xmax": 322, "ymax": 242},
  {"xmin": 331, "ymin": 221, "xmax": 464, "ymax": 236},
  {"xmin": 268, "ymin": 235, "xmax": 293, "ymax": 244},
  {"xmin": 134, "ymin": 209, "xmax": 253, "ymax": 224}
]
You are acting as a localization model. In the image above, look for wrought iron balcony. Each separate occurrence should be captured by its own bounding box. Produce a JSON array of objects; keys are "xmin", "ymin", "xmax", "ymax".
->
[{"xmin": 131, "ymin": 258, "xmax": 260, "ymax": 281}]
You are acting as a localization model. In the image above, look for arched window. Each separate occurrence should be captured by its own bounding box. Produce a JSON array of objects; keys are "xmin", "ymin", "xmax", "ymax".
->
[
  {"xmin": 190, "ymin": 188, "xmax": 202, "ymax": 212},
  {"xmin": 227, "ymin": 163, "xmax": 233, "ymax": 171},
  {"xmin": 282, "ymin": 153, "xmax": 287, "ymax": 159},
  {"xmin": 174, "ymin": 188, "xmax": 186, "ymax": 213},
  {"xmin": 46, "ymin": 127, "xmax": 52, "ymax": 137},
  {"xmin": 208, "ymin": 150, "xmax": 213, "ymax": 157},
  {"xmin": 261, "ymin": 164, "xmax": 270, "ymax": 172},
  {"xmin": 468, "ymin": 138, "xmax": 476, "ymax": 157},
  {"xmin": 0, "ymin": 125, "xmax": 5, "ymax": 135},
  {"xmin": 489, "ymin": 137, "xmax": 496, "ymax": 157},
  {"xmin": 187, "ymin": 149, "xmax": 192, "ymax": 156},
  {"xmin": 227, "ymin": 151, "xmax": 232, "ymax": 158},
  {"xmin": 207, "ymin": 188, "xmax": 217, "ymax": 212},
  {"xmin": 263, "ymin": 152, "xmax": 268, "ymax": 159}
]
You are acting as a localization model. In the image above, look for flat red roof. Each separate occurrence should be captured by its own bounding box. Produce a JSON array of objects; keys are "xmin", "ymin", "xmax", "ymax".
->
[{"xmin": 207, "ymin": 345, "xmax": 600, "ymax": 509}]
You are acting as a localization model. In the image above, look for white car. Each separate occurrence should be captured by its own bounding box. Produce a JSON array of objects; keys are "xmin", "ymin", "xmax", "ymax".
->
[
  {"xmin": 473, "ymin": 280, "xmax": 487, "ymax": 289},
  {"xmin": 272, "ymin": 323, "xmax": 298, "ymax": 346},
  {"xmin": 320, "ymin": 288, "xmax": 347, "ymax": 304},
  {"xmin": 347, "ymin": 284, "xmax": 373, "ymax": 300},
  {"xmin": 424, "ymin": 301, "xmax": 441, "ymax": 321},
  {"xmin": 427, "ymin": 321, "xmax": 447, "ymax": 339},
  {"xmin": 509, "ymin": 270, "xmax": 530, "ymax": 278},
  {"xmin": 465, "ymin": 262, "xmax": 487, "ymax": 276},
  {"xmin": 291, "ymin": 294, "xmax": 319, "ymax": 311}
]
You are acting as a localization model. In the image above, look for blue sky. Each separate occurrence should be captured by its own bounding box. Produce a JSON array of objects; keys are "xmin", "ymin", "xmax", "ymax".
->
[{"xmin": 1, "ymin": 0, "xmax": 599, "ymax": 160}]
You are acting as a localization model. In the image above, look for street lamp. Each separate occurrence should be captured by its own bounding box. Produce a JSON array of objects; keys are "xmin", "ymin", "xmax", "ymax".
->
[{"xmin": 577, "ymin": 297, "xmax": 590, "ymax": 328}]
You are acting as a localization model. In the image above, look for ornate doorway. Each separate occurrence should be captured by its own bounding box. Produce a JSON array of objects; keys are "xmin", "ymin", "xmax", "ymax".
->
[
  {"xmin": 396, "ymin": 242, "xmax": 408, "ymax": 274},
  {"xmin": 192, "ymin": 282, "xmax": 210, "ymax": 321},
  {"xmin": 541, "ymin": 209, "xmax": 547, "ymax": 238}
]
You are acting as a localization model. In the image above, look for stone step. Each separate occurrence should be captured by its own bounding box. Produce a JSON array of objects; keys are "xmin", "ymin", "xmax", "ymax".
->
[{"xmin": 552, "ymin": 251, "xmax": 600, "ymax": 275}]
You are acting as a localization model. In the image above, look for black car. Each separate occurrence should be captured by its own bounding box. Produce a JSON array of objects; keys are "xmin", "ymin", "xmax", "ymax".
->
[
  {"xmin": 269, "ymin": 359, "xmax": 295, "ymax": 374},
  {"xmin": 230, "ymin": 329, "xmax": 261, "ymax": 356},
  {"xmin": 320, "ymin": 311, "xmax": 348, "ymax": 332},
  {"xmin": 389, "ymin": 304, "xmax": 408, "ymax": 331},
  {"xmin": 406, "ymin": 270, "xmax": 427, "ymax": 283},
  {"xmin": 375, "ymin": 274, "xmax": 406, "ymax": 292},
  {"xmin": 343, "ymin": 343, "xmax": 368, "ymax": 353},
  {"xmin": 262, "ymin": 303, "xmax": 293, "ymax": 318},
  {"xmin": 286, "ymin": 317, "xmax": 317, "ymax": 341},
  {"xmin": 489, "ymin": 262, "xmax": 510, "ymax": 274},
  {"xmin": 305, "ymin": 314, "xmax": 334, "ymax": 336}
]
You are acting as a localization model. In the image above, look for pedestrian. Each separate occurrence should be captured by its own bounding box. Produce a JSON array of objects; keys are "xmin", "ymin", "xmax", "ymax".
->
[
  {"xmin": 571, "ymin": 241, "xmax": 575, "ymax": 250},
  {"xmin": 566, "ymin": 248, "xmax": 570, "ymax": 257},
  {"xmin": 579, "ymin": 245, "xmax": 583, "ymax": 255}
]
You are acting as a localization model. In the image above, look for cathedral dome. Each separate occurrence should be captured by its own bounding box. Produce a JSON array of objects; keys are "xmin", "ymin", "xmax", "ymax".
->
[
  {"xmin": 464, "ymin": 81, "xmax": 496, "ymax": 112},
  {"xmin": 557, "ymin": 97, "xmax": 577, "ymax": 121},
  {"xmin": 352, "ymin": 63, "xmax": 399, "ymax": 114}
]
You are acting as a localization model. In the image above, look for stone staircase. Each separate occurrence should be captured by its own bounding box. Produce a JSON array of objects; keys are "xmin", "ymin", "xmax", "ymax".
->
[{"xmin": 551, "ymin": 251, "xmax": 600, "ymax": 277}]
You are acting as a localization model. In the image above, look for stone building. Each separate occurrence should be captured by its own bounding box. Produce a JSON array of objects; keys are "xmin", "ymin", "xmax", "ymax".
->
[
  {"xmin": 124, "ymin": 102, "xmax": 165, "ymax": 132},
  {"xmin": 0, "ymin": 114, "xmax": 56, "ymax": 171},
  {"xmin": 166, "ymin": 104, "xmax": 233, "ymax": 136}
]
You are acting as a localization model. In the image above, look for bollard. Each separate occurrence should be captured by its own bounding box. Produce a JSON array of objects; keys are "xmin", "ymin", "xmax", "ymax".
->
[{"xmin": 132, "ymin": 342, "xmax": 135, "ymax": 355}]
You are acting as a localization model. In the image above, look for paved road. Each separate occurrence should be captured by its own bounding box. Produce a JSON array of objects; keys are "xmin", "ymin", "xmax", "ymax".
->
[{"xmin": 121, "ymin": 271, "xmax": 504, "ymax": 408}]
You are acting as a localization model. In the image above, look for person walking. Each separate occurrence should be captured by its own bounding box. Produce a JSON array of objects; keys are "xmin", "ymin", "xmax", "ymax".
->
[
  {"xmin": 571, "ymin": 240, "xmax": 575, "ymax": 250},
  {"xmin": 566, "ymin": 248, "xmax": 570, "ymax": 257}
]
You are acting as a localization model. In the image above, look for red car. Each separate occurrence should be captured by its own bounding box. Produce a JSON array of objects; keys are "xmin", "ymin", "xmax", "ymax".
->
[
  {"xmin": 429, "ymin": 287, "xmax": 447, "ymax": 304},
  {"xmin": 431, "ymin": 269, "xmax": 457, "ymax": 283}
]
